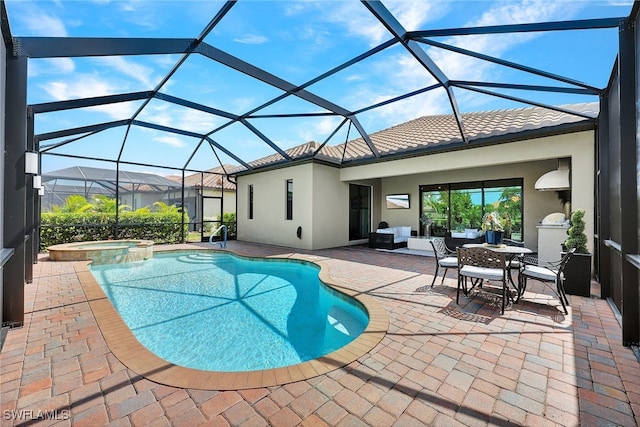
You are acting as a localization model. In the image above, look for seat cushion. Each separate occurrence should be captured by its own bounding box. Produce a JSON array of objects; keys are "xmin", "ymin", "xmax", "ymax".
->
[
  {"xmin": 522, "ymin": 265, "xmax": 557, "ymax": 282},
  {"xmin": 460, "ymin": 265, "xmax": 504, "ymax": 281},
  {"xmin": 439, "ymin": 257, "xmax": 458, "ymax": 267},
  {"xmin": 376, "ymin": 228, "xmax": 394, "ymax": 234}
]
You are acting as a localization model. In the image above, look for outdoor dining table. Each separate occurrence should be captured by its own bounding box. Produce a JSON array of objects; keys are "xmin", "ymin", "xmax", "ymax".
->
[{"xmin": 462, "ymin": 243, "xmax": 533, "ymax": 296}]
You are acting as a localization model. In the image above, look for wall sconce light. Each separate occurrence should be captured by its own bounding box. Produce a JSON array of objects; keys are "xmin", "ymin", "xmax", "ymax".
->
[
  {"xmin": 32, "ymin": 175, "xmax": 42, "ymax": 189},
  {"xmin": 25, "ymin": 151, "xmax": 39, "ymax": 175}
]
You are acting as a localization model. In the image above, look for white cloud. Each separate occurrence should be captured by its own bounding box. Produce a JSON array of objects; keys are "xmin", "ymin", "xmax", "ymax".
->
[
  {"xmin": 176, "ymin": 109, "xmax": 221, "ymax": 133},
  {"xmin": 425, "ymin": 1, "xmax": 583, "ymax": 84},
  {"xmin": 231, "ymin": 97, "xmax": 260, "ymax": 113},
  {"xmin": 385, "ymin": 0, "xmax": 449, "ymax": 32},
  {"xmin": 137, "ymin": 103, "xmax": 222, "ymax": 134},
  {"xmin": 28, "ymin": 58, "xmax": 76, "ymax": 78},
  {"xmin": 295, "ymin": 116, "xmax": 342, "ymax": 145},
  {"xmin": 324, "ymin": 2, "xmax": 389, "ymax": 46},
  {"xmin": 43, "ymin": 75, "xmax": 113, "ymax": 99},
  {"xmin": 315, "ymin": 0, "xmax": 447, "ymax": 47},
  {"xmin": 344, "ymin": 74, "xmax": 365, "ymax": 82},
  {"xmin": 153, "ymin": 136, "xmax": 186, "ymax": 148},
  {"xmin": 234, "ymin": 34, "xmax": 269, "ymax": 45},
  {"xmin": 343, "ymin": 0, "xmax": 588, "ymax": 129},
  {"xmin": 119, "ymin": 2, "xmax": 136, "ymax": 12},
  {"xmin": 39, "ymin": 74, "xmax": 137, "ymax": 118},
  {"xmin": 20, "ymin": 10, "xmax": 67, "ymax": 37},
  {"xmin": 606, "ymin": 0, "xmax": 634, "ymax": 5},
  {"xmin": 94, "ymin": 57, "xmax": 155, "ymax": 88}
]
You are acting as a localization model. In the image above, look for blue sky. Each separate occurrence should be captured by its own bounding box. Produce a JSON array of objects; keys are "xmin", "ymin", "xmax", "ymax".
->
[{"xmin": 6, "ymin": 0, "xmax": 633, "ymax": 176}]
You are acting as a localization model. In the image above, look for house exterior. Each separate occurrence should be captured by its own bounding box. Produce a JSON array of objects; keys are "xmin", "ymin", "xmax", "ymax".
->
[
  {"xmin": 171, "ymin": 165, "xmax": 238, "ymax": 232},
  {"xmin": 41, "ymin": 166, "xmax": 183, "ymax": 212},
  {"xmin": 235, "ymin": 103, "xmax": 597, "ymax": 255}
]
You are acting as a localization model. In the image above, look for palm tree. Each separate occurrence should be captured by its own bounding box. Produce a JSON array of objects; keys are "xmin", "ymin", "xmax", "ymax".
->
[
  {"xmin": 89, "ymin": 195, "xmax": 129, "ymax": 213},
  {"xmin": 54, "ymin": 195, "xmax": 91, "ymax": 213},
  {"xmin": 151, "ymin": 201, "xmax": 179, "ymax": 214}
]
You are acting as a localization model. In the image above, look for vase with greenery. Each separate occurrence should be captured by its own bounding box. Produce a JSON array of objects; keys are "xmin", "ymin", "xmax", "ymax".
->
[
  {"xmin": 482, "ymin": 211, "xmax": 506, "ymax": 245},
  {"xmin": 563, "ymin": 209, "xmax": 592, "ymax": 296}
]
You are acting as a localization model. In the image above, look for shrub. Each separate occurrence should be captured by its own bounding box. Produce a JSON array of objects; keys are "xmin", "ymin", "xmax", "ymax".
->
[
  {"xmin": 40, "ymin": 210, "xmax": 189, "ymax": 250},
  {"xmin": 565, "ymin": 209, "xmax": 589, "ymax": 254},
  {"xmin": 217, "ymin": 212, "xmax": 237, "ymax": 236}
]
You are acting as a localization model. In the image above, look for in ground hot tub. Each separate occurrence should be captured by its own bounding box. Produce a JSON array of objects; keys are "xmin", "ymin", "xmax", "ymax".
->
[{"xmin": 47, "ymin": 240, "xmax": 154, "ymax": 265}]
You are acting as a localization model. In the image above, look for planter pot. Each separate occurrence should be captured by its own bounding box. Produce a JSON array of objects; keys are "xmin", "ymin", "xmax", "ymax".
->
[
  {"xmin": 562, "ymin": 251, "xmax": 592, "ymax": 297},
  {"xmin": 485, "ymin": 230, "xmax": 503, "ymax": 245}
]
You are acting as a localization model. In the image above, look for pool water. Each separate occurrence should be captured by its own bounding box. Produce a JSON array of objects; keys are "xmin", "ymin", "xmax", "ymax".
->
[{"xmin": 90, "ymin": 251, "xmax": 369, "ymax": 372}]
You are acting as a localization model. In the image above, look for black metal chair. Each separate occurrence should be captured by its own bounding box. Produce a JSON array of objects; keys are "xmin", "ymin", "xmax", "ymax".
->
[
  {"xmin": 517, "ymin": 248, "xmax": 576, "ymax": 315},
  {"xmin": 456, "ymin": 246, "xmax": 509, "ymax": 314},
  {"xmin": 503, "ymin": 238, "xmax": 525, "ymax": 275},
  {"xmin": 429, "ymin": 239, "xmax": 458, "ymax": 287},
  {"xmin": 502, "ymin": 238, "xmax": 524, "ymax": 247}
]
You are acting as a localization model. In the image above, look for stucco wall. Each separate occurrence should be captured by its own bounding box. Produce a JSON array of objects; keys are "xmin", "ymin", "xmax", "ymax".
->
[
  {"xmin": 237, "ymin": 130, "xmax": 594, "ymax": 253},
  {"xmin": 237, "ymin": 163, "xmax": 314, "ymax": 249},
  {"xmin": 237, "ymin": 163, "xmax": 378, "ymax": 250},
  {"xmin": 370, "ymin": 160, "xmax": 560, "ymax": 252},
  {"xmin": 342, "ymin": 130, "xmax": 595, "ymax": 253},
  {"xmin": 310, "ymin": 164, "xmax": 349, "ymax": 249}
]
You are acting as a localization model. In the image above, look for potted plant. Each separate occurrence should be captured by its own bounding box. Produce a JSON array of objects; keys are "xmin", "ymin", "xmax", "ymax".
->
[
  {"xmin": 482, "ymin": 211, "xmax": 505, "ymax": 245},
  {"xmin": 562, "ymin": 209, "xmax": 592, "ymax": 297}
]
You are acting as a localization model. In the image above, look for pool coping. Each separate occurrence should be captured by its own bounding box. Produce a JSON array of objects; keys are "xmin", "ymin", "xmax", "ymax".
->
[
  {"xmin": 75, "ymin": 247, "xmax": 389, "ymax": 390},
  {"xmin": 48, "ymin": 239, "xmax": 154, "ymax": 263}
]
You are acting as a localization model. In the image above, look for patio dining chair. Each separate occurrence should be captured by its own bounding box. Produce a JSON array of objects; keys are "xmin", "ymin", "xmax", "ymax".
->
[
  {"xmin": 456, "ymin": 246, "xmax": 509, "ymax": 314},
  {"xmin": 429, "ymin": 238, "xmax": 458, "ymax": 288},
  {"xmin": 517, "ymin": 248, "xmax": 575, "ymax": 315},
  {"xmin": 502, "ymin": 238, "xmax": 525, "ymax": 274}
]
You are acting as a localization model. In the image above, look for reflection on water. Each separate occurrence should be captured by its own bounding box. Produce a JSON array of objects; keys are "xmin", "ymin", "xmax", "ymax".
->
[{"xmin": 90, "ymin": 251, "xmax": 368, "ymax": 372}]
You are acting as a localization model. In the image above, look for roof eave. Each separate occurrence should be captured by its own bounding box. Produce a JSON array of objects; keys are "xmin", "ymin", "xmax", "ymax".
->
[
  {"xmin": 233, "ymin": 119, "xmax": 596, "ymax": 175},
  {"xmin": 339, "ymin": 119, "xmax": 596, "ymax": 168}
]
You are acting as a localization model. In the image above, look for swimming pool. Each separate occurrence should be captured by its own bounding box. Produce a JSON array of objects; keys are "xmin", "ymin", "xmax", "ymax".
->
[{"xmin": 90, "ymin": 251, "xmax": 369, "ymax": 372}]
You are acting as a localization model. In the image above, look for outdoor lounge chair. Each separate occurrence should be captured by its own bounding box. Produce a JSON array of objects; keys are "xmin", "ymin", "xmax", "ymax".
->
[{"xmin": 430, "ymin": 238, "xmax": 458, "ymax": 287}]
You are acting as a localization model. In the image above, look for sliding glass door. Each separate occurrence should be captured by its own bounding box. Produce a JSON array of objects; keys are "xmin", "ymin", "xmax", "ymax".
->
[
  {"xmin": 419, "ymin": 179, "xmax": 523, "ymax": 240},
  {"xmin": 349, "ymin": 184, "xmax": 371, "ymax": 241}
]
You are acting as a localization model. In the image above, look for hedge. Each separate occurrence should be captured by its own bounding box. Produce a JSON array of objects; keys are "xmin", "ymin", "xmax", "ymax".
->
[{"xmin": 40, "ymin": 211, "xmax": 188, "ymax": 250}]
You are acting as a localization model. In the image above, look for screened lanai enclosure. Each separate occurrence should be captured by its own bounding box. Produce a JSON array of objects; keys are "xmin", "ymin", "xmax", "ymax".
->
[
  {"xmin": 39, "ymin": 165, "xmax": 235, "ymax": 246},
  {"xmin": 41, "ymin": 166, "xmax": 182, "ymax": 212},
  {"xmin": 1, "ymin": 0, "xmax": 639, "ymax": 348}
]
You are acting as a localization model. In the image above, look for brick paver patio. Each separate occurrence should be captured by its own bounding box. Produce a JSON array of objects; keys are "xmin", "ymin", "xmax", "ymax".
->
[{"xmin": 1, "ymin": 241, "xmax": 639, "ymax": 426}]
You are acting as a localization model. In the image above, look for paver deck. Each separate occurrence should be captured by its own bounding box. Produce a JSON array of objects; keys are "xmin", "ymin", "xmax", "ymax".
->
[{"xmin": 1, "ymin": 241, "xmax": 639, "ymax": 426}]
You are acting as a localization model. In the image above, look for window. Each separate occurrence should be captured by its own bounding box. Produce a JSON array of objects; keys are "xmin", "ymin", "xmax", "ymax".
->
[
  {"xmin": 286, "ymin": 179, "xmax": 293, "ymax": 220},
  {"xmin": 419, "ymin": 179, "xmax": 523, "ymax": 240},
  {"xmin": 248, "ymin": 184, "xmax": 254, "ymax": 219}
]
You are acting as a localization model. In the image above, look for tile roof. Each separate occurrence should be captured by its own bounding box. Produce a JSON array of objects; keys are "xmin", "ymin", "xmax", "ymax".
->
[
  {"xmin": 169, "ymin": 165, "xmax": 240, "ymax": 191},
  {"xmin": 239, "ymin": 102, "xmax": 599, "ymax": 172}
]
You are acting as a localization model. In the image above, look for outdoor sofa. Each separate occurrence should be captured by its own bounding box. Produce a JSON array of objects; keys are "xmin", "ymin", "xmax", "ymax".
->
[
  {"xmin": 444, "ymin": 229, "xmax": 485, "ymax": 250},
  {"xmin": 368, "ymin": 226, "xmax": 413, "ymax": 250}
]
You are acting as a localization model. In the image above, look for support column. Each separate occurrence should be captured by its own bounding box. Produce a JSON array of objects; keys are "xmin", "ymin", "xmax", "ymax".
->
[
  {"xmin": 618, "ymin": 18, "xmax": 639, "ymax": 346},
  {"xmin": 25, "ymin": 107, "xmax": 34, "ymax": 282},
  {"xmin": 2, "ymin": 55, "xmax": 27, "ymax": 327},
  {"xmin": 597, "ymin": 95, "xmax": 610, "ymax": 299}
]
